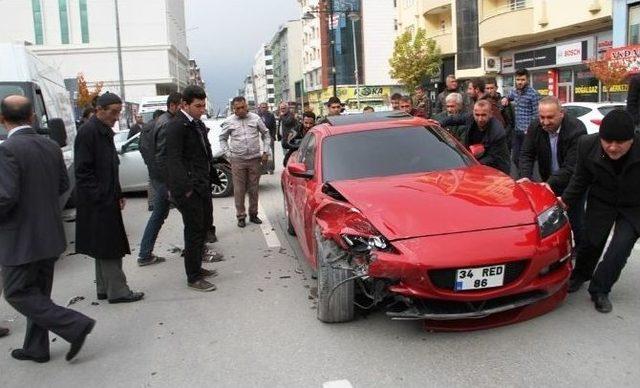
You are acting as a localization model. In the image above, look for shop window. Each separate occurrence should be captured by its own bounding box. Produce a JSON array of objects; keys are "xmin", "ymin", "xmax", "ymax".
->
[
  {"xmin": 629, "ymin": 5, "xmax": 640, "ymax": 45},
  {"xmin": 531, "ymin": 71, "xmax": 550, "ymax": 96},
  {"xmin": 574, "ymin": 68, "xmax": 599, "ymax": 103},
  {"xmin": 559, "ymin": 70, "xmax": 572, "ymax": 83}
]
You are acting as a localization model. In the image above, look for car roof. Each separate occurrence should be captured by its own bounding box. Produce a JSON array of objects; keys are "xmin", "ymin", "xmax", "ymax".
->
[
  {"xmin": 325, "ymin": 111, "xmax": 412, "ymax": 126},
  {"xmin": 563, "ymin": 102, "xmax": 625, "ymax": 108},
  {"xmin": 314, "ymin": 115, "xmax": 434, "ymax": 137}
]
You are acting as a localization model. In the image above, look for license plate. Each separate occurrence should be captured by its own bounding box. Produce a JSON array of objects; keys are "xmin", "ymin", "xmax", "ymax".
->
[{"xmin": 455, "ymin": 264, "xmax": 505, "ymax": 291}]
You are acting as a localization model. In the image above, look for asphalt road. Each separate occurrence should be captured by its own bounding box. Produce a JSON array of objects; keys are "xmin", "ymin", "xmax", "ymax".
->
[{"xmin": 1, "ymin": 147, "xmax": 639, "ymax": 388}]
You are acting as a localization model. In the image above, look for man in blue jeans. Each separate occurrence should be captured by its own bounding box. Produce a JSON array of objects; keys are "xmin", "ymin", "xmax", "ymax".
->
[{"xmin": 137, "ymin": 93, "xmax": 182, "ymax": 266}]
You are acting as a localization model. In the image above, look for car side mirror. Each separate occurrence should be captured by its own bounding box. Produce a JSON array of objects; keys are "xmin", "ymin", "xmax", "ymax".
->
[
  {"xmin": 469, "ymin": 144, "xmax": 485, "ymax": 158},
  {"xmin": 287, "ymin": 162, "xmax": 313, "ymax": 178},
  {"xmin": 47, "ymin": 118, "xmax": 67, "ymax": 147}
]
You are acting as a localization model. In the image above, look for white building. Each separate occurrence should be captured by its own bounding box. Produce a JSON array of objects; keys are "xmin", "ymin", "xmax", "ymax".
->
[
  {"xmin": 299, "ymin": 0, "xmax": 323, "ymax": 92},
  {"xmin": 362, "ymin": 1, "xmax": 397, "ymax": 85},
  {"xmin": 271, "ymin": 20, "xmax": 303, "ymax": 104},
  {"xmin": 252, "ymin": 44, "xmax": 274, "ymax": 109},
  {"xmin": 0, "ymin": 0, "xmax": 190, "ymax": 103}
]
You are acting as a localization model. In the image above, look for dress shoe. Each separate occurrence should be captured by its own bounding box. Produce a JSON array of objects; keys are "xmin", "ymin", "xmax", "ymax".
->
[
  {"xmin": 237, "ymin": 218, "xmax": 246, "ymax": 228},
  {"xmin": 591, "ymin": 293, "xmax": 613, "ymax": 313},
  {"xmin": 249, "ymin": 215, "xmax": 263, "ymax": 224},
  {"xmin": 137, "ymin": 255, "xmax": 166, "ymax": 267},
  {"xmin": 97, "ymin": 293, "xmax": 107, "ymax": 300},
  {"xmin": 108, "ymin": 291, "xmax": 145, "ymax": 304},
  {"xmin": 0, "ymin": 326, "xmax": 9, "ymax": 338},
  {"xmin": 188, "ymin": 278, "xmax": 217, "ymax": 292},
  {"xmin": 206, "ymin": 232, "xmax": 218, "ymax": 243},
  {"xmin": 567, "ymin": 277, "xmax": 587, "ymax": 293},
  {"xmin": 200, "ymin": 268, "xmax": 218, "ymax": 278},
  {"xmin": 11, "ymin": 349, "xmax": 49, "ymax": 363},
  {"xmin": 66, "ymin": 319, "xmax": 96, "ymax": 362}
]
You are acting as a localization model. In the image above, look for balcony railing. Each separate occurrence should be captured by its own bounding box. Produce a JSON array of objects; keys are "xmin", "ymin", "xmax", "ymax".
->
[
  {"xmin": 426, "ymin": 28, "xmax": 452, "ymax": 39},
  {"xmin": 481, "ymin": 0, "xmax": 533, "ymax": 22}
]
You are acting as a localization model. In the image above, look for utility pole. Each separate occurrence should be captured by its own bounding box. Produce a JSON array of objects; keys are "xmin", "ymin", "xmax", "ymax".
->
[
  {"xmin": 114, "ymin": 0, "xmax": 127, "ymax": 123},
  {"xmin": 329, "ymin": 0, "xmax": 337, "ymax": 97}
]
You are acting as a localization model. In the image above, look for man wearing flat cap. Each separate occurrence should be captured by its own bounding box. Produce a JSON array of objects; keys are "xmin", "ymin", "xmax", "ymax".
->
[
  {"xmin": 560, "ymin": 109, "xmax": 640, "ymax": 313},
  {"xmin": 74, "ymin": 92, "xmax": 144, "ymax": 304}
]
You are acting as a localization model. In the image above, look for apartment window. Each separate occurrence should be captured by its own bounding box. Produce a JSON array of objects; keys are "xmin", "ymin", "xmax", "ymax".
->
[
  {"xmin": 79, "ymin": 0, "xmax": 89, "ymax": 43},
  {"xmin": 31, "ymin": 0, "xmax": 44, "ymax": 45},
  {"xmin": 58, "ymin": 0, "xmax": 70, "ymax": 44},
  {"xmin": 629, "ymin": 5, "xmax": 640, "ymax": 45}
]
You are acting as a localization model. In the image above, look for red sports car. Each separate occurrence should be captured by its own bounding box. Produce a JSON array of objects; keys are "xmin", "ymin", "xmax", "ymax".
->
[{"xmin": 281, "ymin": 112, "xmax": 572, "ymax": 331}]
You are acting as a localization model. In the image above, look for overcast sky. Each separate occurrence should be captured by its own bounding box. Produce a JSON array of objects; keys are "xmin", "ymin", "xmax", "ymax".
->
[{"xmin": 185, "ymin": 0, "xmax": 300, "ymax": 112}]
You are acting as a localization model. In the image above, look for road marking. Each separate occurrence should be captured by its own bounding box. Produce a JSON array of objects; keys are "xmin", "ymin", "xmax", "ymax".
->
[
  {"xmin": 323, "ymin": 380, "xmax": 354, "ymax": 388},
  {"xmin": 258, "ymin": 202, "xmax": 281, "ymax": 248}
]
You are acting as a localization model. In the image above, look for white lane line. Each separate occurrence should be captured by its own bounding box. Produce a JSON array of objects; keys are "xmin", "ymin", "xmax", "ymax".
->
[
  {"xmin": 323, "ymin": 380, "xmax": 354, "ymax": 388},
  {"xmin": 258, "ymin": 202, "xmax": 281, "ymax": 248}
]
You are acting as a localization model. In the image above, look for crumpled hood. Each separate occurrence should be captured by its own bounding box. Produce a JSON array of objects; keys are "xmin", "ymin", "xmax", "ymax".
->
[{"xmin": 329, "ymin": 165, "xmax": 536, "ymax": 240}]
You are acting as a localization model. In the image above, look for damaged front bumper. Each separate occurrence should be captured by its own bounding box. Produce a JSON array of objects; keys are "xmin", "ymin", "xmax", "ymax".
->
[{"xmin": 386, "ymin": 290, "xmax": 550, "ymax": 320}]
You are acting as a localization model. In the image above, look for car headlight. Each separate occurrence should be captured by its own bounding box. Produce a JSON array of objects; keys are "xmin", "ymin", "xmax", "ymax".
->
[
  {"xmin": 342, "ymin": 234, "xmax": 390, "ymax": 254},
  {"xmin": 537, "ymin": 205, "xmax": 568, "ymax": 239}
]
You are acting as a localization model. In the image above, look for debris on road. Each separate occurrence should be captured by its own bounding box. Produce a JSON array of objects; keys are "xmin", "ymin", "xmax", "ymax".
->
[
  {"xmin": 258, "ymin": 288, "xmax": 264, "ymax": 292},
  {"xmin": 67, "ymin": 296, "xmax": 85, "ymax": 306},
  {"xmin": 279, "ymin": 275, "xmax": 291, "ymax": 279},
  {"xmin": 91, "ymin": 302, "xmax": 99, "ymax": 306}
]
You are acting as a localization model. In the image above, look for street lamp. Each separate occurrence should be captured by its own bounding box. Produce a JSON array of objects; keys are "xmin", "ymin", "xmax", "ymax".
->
[
  {"xmin": 347, "ymin": 9, "xmax": 360, "ymax": 110},
  {"xmin": 302, "ymin": 4, "xmax": 361, "ymax": 99}
]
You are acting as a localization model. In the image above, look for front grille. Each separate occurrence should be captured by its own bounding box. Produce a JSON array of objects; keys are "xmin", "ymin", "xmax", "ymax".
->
[{"xmin": 428, "ymin": 260, "xmax": 528, "ymax": 291}]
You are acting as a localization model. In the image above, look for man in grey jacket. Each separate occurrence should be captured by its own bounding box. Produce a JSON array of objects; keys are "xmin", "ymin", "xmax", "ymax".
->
[{"xmin": 220, "ymin": 96, "xmax": 271, "ymax": 227}]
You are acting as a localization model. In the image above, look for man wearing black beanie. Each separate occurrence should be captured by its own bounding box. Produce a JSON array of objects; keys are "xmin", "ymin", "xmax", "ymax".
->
[{"xmin": 560, "ymin": 109, "xmax": 640, "ymax": 313}]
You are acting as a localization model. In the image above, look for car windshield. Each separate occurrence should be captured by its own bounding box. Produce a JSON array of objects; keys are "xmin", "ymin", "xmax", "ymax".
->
[
  {"xmin": 598, "ymin": 105, "xmax": 624, "ymax": 116},
  {"xmin": 0, "ymin": 84, "xmax": 28, "ymax": 139},
  {"xmin": 322, "ymin": 126, "xmax": 473, "ymax": 182}
]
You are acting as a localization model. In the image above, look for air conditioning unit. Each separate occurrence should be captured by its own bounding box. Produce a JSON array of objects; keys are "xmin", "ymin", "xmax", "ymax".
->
[{"xmin": 484, "ymin": 56, "xmax": 501, "ymax": 72}]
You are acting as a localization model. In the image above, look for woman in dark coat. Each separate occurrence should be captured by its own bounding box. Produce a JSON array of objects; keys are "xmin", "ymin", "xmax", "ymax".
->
[{"xmin": 74, "ymin": 93, "xmax": 144, "ymax": 303}]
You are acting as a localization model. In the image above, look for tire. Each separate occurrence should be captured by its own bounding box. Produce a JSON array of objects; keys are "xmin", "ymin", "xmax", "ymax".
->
[
  {"xmin": 283, "ymin": 192, "xmax": 296, "ymax": 236},
  {"xmin": 212, "ymin": 163, "xmax": 233, "ymax": 198},
  {"xmin": 316, "ymin": 233, "xmax": 354, "ymax": 323}
]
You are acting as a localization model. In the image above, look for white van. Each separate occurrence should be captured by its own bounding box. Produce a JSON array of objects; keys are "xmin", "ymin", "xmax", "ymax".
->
[
  {"xmin": 0, "ymin": 43, "xmax": 77, "ymax": 206},
  {"xmin": 136, "ymin": 95, "xmax": 169, "ymax": 123}
]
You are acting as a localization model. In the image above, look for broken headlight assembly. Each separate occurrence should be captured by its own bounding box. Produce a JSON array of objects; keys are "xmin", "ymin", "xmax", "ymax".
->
[
  {"xmin": 342, "ymin": 234, "xmax": 391, "ymax": 254},
  {"xmin": 537, "ymin": 205, "xmax": 568, "ymax": 239}
]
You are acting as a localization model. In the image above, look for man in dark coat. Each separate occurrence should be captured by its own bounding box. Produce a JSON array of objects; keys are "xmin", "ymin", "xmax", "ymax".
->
[
  {"xmin": 0, "ymin": 95, "xmax": 95, "ymax": 362},
  {"xmin": 432, "ymin": 99, "xmax": 511, "ymax": 174},
  {"xmin": 283, "ymin": 111, "xmax": 315, "ymax": 167},
  {"xmin": 519, "ymin": 96, "xmax": 587, "ymax": 245},
  {"xmin": 166, "ymin": 86, "xmax": 218, "ymax": 292},
  {"xmin": 625, "ymin": 73, "xmax": 640, "ymax": 128},
  {"xmin": 257, "ymin": 102, "xmax": 277, "ymax": 174},
  {"xmin": 127, "ymin": 114, "xmax": 144, "ymax": 139},
  {"xmin": 277, "ymin": 102, "xmax": 298, "ymax": 145},
  {"xmin": 74, "ymin": 92, "xmax": 144, "ymax": 304},
  {"xmin": 562, "ymin": 110, "xmax": 640, "ymax": 313}
]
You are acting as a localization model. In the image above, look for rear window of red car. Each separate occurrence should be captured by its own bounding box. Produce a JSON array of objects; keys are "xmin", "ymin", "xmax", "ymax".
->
[{"xmin": 321, "ymin": 126, "xmax": 473, "ymax": 182}]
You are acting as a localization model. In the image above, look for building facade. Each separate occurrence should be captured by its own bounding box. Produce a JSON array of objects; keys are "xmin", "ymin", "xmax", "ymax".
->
[
  {"xmin": 395, "ymin": 0, "xmax": 613, "ymax": 102},
  {"xmin": 0, "ymin": 0, "xmax": 190, "ymax": 103},
  {"xmin": 252, "ymin": 44, "xmax": 275, "ymax": 109},
  {"xmin": 300, "ymin": 0, "xmax": 324, "ymax": 94},
  {"xmin": 188, "ymin": 59, "xmax": 204, "ymax": 88},
  {"xmin": 271, "ymin": 20, "xmax": 303, "ymax": 105}
]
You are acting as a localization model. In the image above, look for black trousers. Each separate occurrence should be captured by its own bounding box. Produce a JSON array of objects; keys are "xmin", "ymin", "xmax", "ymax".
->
[
  {"xmin": 573, "ymin": 215, "xmax": 639, "ymax": 295},
  {"xmin": 2, "ymin": 258, "xmax": 94, "ymax": 357},
  {"xmin": 175, "ymin": 192, "xmax": 206, "ymax": 283},
  {"xmin": 203, "ymin": 189, "xmax": 215, "ymax": 237}
]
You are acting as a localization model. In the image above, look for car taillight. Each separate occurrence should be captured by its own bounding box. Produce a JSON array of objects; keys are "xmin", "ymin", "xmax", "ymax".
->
[{"xmin": 590, "ymin": 118, "xmax": 602, "ymax": 126}]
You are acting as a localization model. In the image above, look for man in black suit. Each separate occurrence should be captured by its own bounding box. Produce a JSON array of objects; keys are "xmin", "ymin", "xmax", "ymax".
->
[
  {"xmin": 519, "ymin": 96, "xmax": 587, "ymax": 246},
  {"xmin": 166, "ymin": 86, "xmax": 218, "ymax": 292},
  {"xmin": 0, "ymin": 95, "xmax": 95, "ymax": 362},
  {"xmin": 561, "ymin": 110, "xmax": 640, "ymax": 313},
  {"xmin": 75, "ymin": 92, "xmax": 144, "ymax": 304}
]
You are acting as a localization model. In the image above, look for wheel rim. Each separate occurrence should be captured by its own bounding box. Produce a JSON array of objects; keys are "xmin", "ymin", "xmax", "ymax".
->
[{"xmin": 212, "ymin": 169, "xmax": 228, "ymax": 195}]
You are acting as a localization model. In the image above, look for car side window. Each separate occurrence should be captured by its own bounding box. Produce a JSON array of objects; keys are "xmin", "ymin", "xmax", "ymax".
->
[
  {"xmin": 564, "ymin": 106, "xmax": 590, "ymax": 118},
  {"xmin": 298, "ymin": 132, "xmax": 316, "ymax": 171},
  {"xmin": 124, "ymin": 137, "xmax": 140, "ymax": 153}
]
